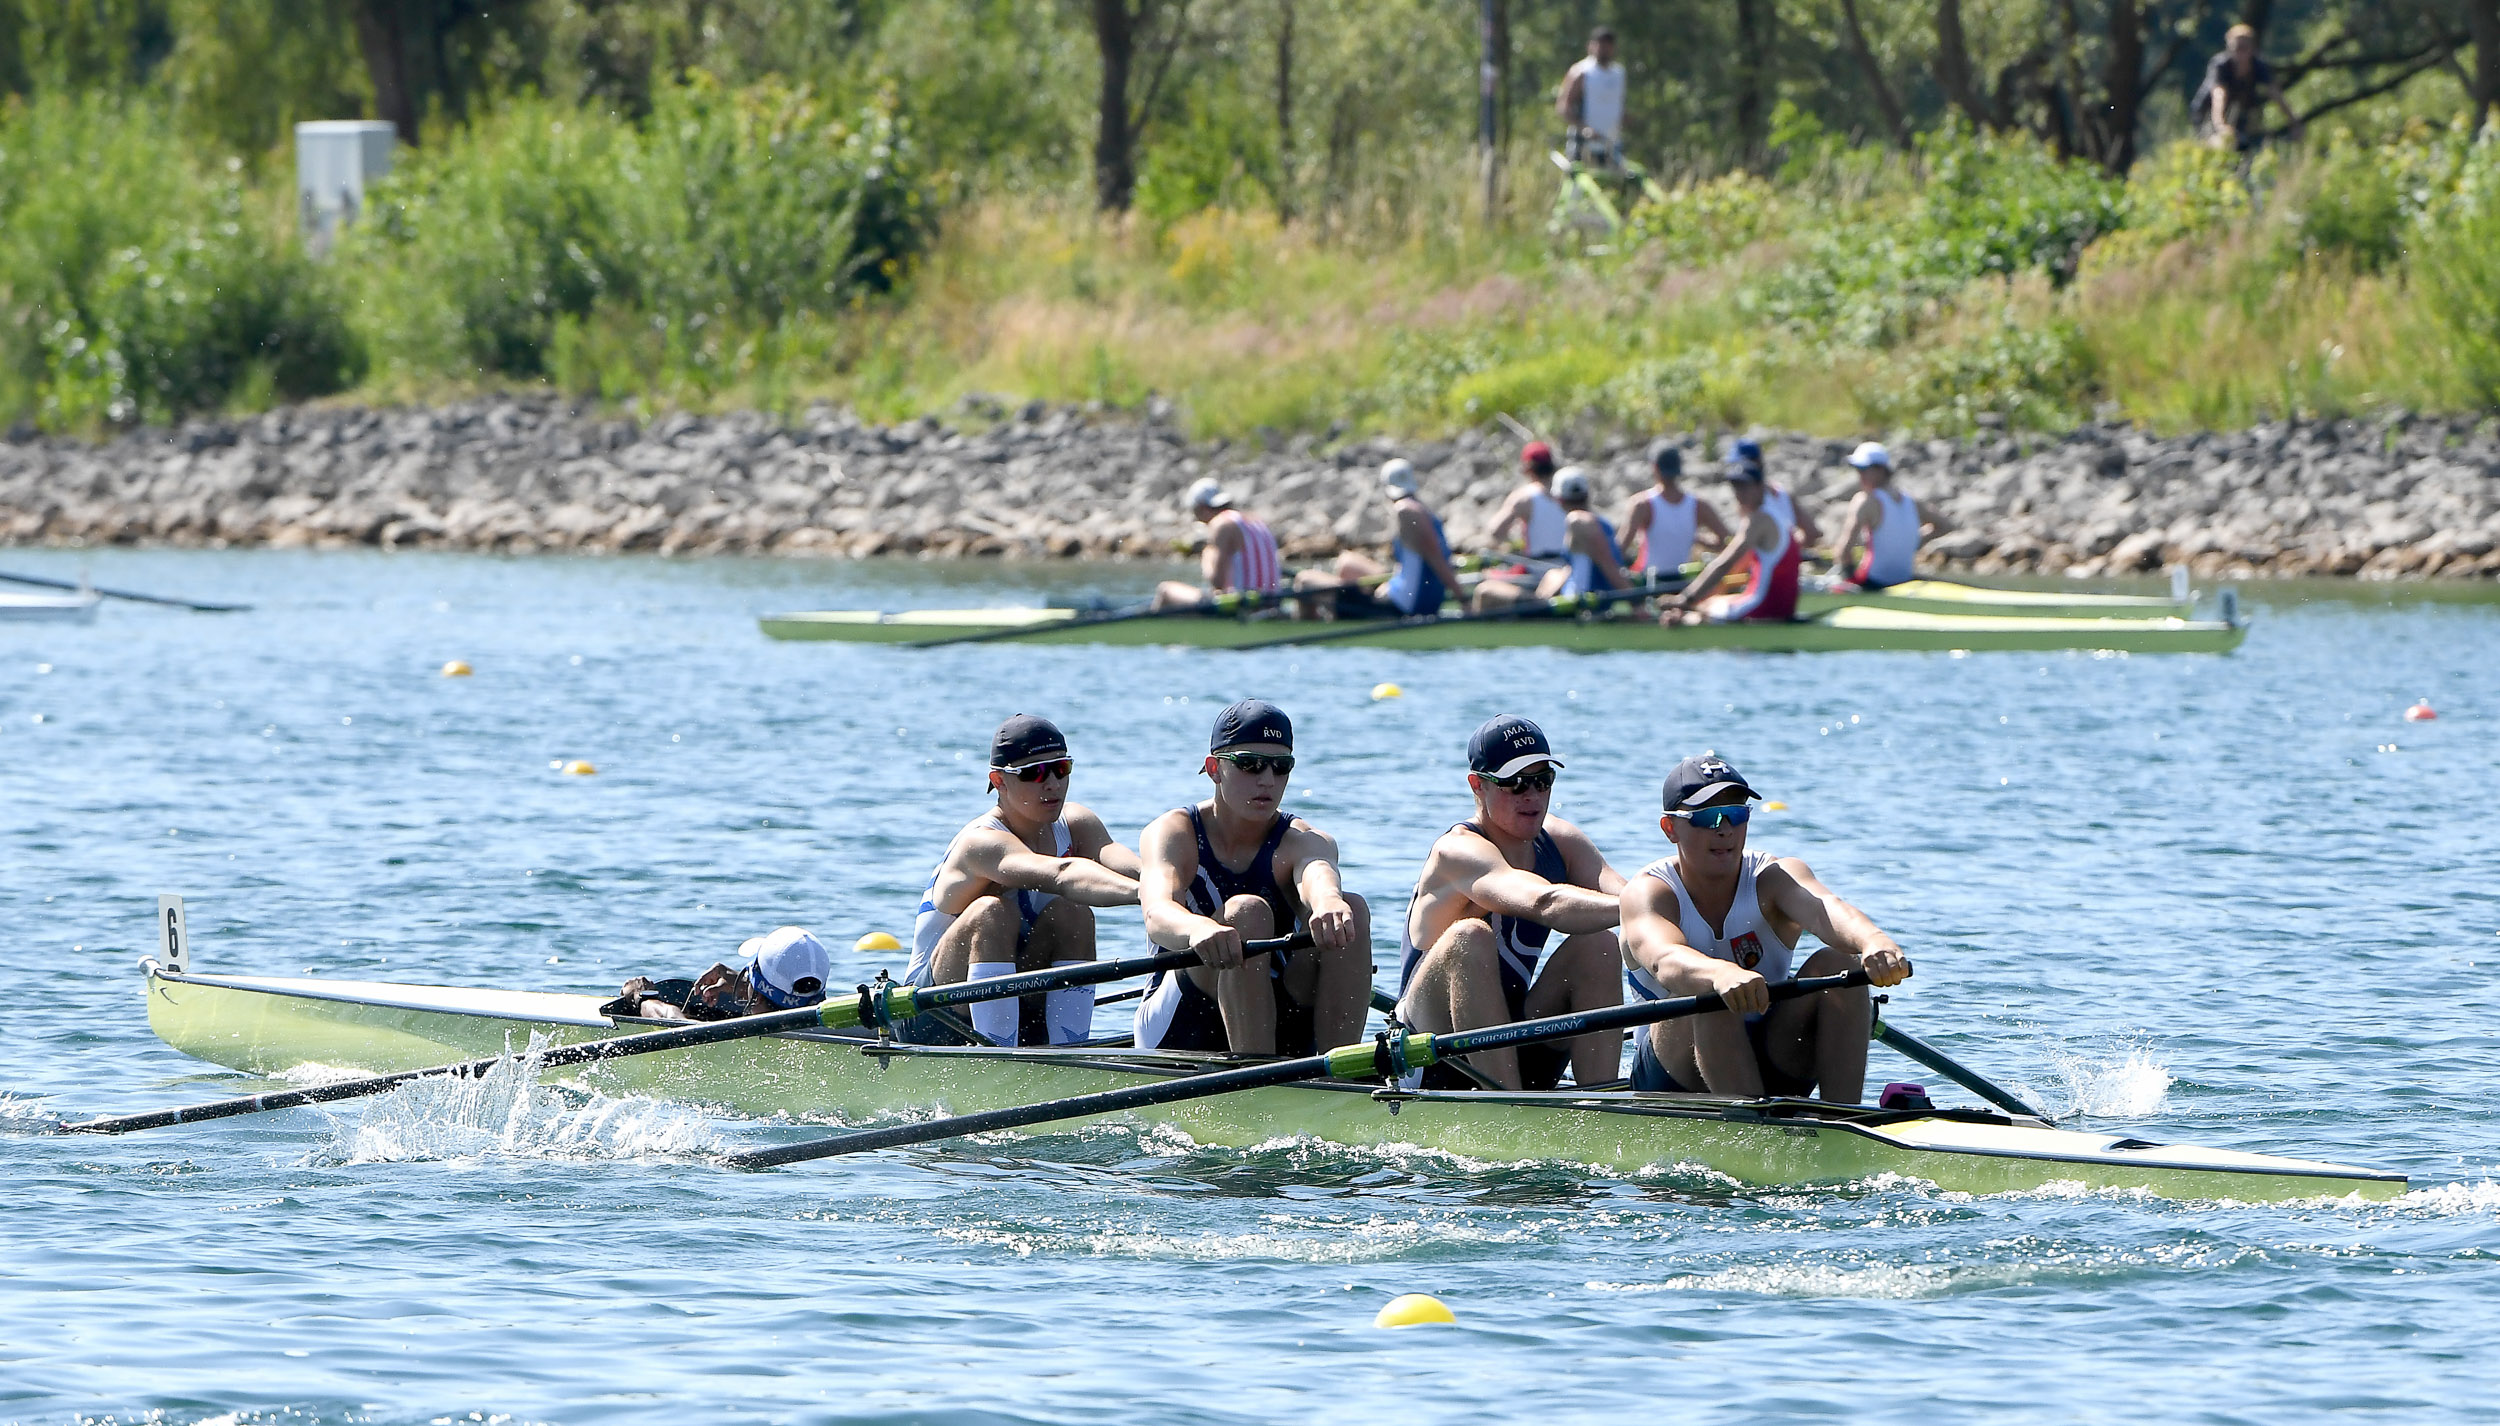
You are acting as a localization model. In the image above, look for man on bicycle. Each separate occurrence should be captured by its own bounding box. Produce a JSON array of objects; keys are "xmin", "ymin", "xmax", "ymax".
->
[{"xmin": 1557, "ymin": 27, "xmax": 1626, "ymax": 167}]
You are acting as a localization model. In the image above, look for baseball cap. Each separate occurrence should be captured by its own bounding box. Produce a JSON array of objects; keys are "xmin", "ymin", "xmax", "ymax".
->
[
  {"xmin": 1553, "ymin": 466, "xmax": 1592, "ymax": 503},
  {"xmin": 1381, "ymin": 458, "xmax": 1419, "ymax": 496},
  {"xmin": 1210, "ymin": 698, "xmax": 1293, "ymax": 753},
  {"xmin": 1468, "ymin": 715, "xmax": 1565, "ymax": 780},
  {"xmin": 739, "ymin": 926, "xmax": 830, "ymax": 1008},
  {"xmin": 1662, "ymin": 754, "xmax": 1762, "ymax": 809},
  {"xmin": 1184, "ymin": 477, "xmax": 1232, "ymax": 511},
  {"xmin": 1521, "ymin": 441, "xmax": 1557, "ymax": 476},
  {"xmin": 1648, "ymin": 440, "xmax": 1683, "ymax": 477},
  {"xmin": 1849, "ymin": 441, "xmax": 1892, "ymax": 470},
  {"xmin": 990, "ymin": 713, "xmax": 1069, "ymax": 770}
]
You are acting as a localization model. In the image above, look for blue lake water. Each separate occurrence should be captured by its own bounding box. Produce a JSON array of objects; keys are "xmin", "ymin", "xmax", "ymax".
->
[{"xmin": 2, "ymin": 550, "xmax": 2495, "ymax": 1425}]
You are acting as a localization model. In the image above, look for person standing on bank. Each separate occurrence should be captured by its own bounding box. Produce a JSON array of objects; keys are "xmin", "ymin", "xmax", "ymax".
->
[
  {"xmin": 2197, "ymin": 23, "xmax": 2301, "ymax": 151},
  {"xmin": 1557, "ymin": 26, "xmax": 1626, "ymax": 165}
]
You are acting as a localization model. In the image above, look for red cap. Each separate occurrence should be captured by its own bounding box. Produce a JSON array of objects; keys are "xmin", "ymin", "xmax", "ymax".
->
[{"xmin": 1520, "ymin": 441, "xmax": 1556, "ymax": 475}]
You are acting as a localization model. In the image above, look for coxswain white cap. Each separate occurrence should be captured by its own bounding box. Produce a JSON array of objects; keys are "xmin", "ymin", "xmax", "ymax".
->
[
  {"xmin": 1184, "ymin": 477, "xmax": 1232, "ymax": 511},
  {"xmin": 738, "ymin": 926, "xmax": 830, "ymax": 1008},
  {"xmin": 1848, "ymin": 441, "xmax": 1892, "ymax": 470},
  {"xmin": 1552, "ymin": 465, "xmax": 1592, "ymax": 502},
  {"xmin": 1380, "ymin": 458, "xmax": 1418, "ymax": 496}
]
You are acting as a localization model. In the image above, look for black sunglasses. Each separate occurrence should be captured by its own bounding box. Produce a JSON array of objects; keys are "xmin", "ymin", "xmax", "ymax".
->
[
  {"xmin": 998, "ymin": 758, "xmax": 1073, "ymax": 783},
  {"xmin": 1217, "ymin": 752, "xmax": 1296, "ymax": 776},
  {"xmin": 1487, "ymin": 766, "xmax": 1557, "ymax": 793}
]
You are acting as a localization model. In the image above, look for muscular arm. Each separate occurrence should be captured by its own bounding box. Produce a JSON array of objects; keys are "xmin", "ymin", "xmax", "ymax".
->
[
  {"xmin": 1202, "ymin": 517, "xmax": 1242, "ymax": 590},
  {"xmin": 957, "ymin": 823, "xmax": 1139, "ymax": 907},
  {"xmin": 1791, "ymin": 497, "xmax": 1823, "ymax": 551},
  {"xmin": 1138, "ymin": 811, "xmax": 1229, "ymax": 952},
  {"xmin": 1620, "ymin": 494, "xmax": 1653, "ymax": 566},
  {"xmin": 1486, "ymin": 486, "xmax": 1532, "ymax": 550},
  {"xmin": 1282, "ymin": 823, "xmax": 1362, "ymax": 954},
  {"xmin": 1446, "ymin": 829, "xmax": 1618, "ymax": 934},
  {"xmin": 1829, "ymin": 491, "xmax": 1871, "ymax": 571},
  {"xmin": 1673, "ymin": 511, "xmax": 1764, "ymax": 606},
  {"xmin": 1063, "ymin": 804, "xmax": 1144, "ymax": 879},
  {"xmin": 1760, "ymin": 857, "xmax": 1910, "ymax": 986},
  {"xmin": 1558, "ymin": 67, "xmax": 1584, "ymax": 123},
  {"xmin": 1619, "ymin": 874, "xmax": 1766, "ymax": 1011},
  {"xmin": 1569, "ymin": 509, "xmax": 1630, "ymax": 589},
  {"xmin": 1693, "ymin": 497, "xmax": 1731, "ymax": 553}
]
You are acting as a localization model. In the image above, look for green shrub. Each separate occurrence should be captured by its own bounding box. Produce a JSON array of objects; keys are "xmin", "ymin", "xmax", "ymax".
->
[
  {"xmin": 0, "ymin": 92, "xmax": 360, "ymax": 428},
  {"xmin": 2296, "ymin": 139, "xmax": 2407, "ymax": 270},
  {"xmin": 1865, "ymin": 315, "xmax": 2099, "ymax": 433},
  {"xmin": 2096, "ymin": 139, "xmax": 2252, "ymax": 265},
  {"xmin": 2417, "ymin": 128, "xmax": 2500, "ymax": 401},
  {"xmin": 1623, "ymin": 171, "xmax": 1782, "ymax": 268}
]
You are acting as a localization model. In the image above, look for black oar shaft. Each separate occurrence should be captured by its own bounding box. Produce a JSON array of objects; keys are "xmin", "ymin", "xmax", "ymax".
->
[
  {"xmin": 894, "ymin": 934, "xmax": 1305, "ymax": 1021},
  {"xmin": 0, "ymin": 568, "xmax": 249, "ymax": 612},
  {"xmin": 728, "ymin": 972, "xmax": 1871, "ymax": 1169},
  {"xmin": 1873, "ymin": 1017, "xmax": 2041, "ymax": 1118}
]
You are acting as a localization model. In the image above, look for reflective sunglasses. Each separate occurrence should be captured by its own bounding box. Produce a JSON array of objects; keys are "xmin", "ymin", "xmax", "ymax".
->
[
  {"xmin": 1487, "ymin": 766, "xmax": 1557, "ymax": 793},
  {"xmin": 1217, "ymin": 752, "xmax": 1296, "ymax": 776},
  {"xmin": 998, "ymin": 758, "xmax": 1073, "ymax": 783},
  {"xmin": 1669, "ymin": 804, "xmax": 1751, "ymax": 829}
]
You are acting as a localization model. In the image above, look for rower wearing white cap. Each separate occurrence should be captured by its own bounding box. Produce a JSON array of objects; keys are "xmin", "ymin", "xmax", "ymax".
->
[
  {"xmin": 619, "ymin": 926, "xmax": 832, "ymax": 1021},
  {"xmin": 1827, "ymin": 441, "xmax": 1927, "ymax": 591},
  {"xmin": 1619, "ymin": 755, "xmax": 1912, "ymax": 1103},
  {"xmin": 1294, "ymin": 458, "xmax": 1464, "ymax": 620},
  {"xmin": 1395, "ymin": 716, "xmax": 1625, "ymax": 1091},
  {"xmin": 1474, "ymin": 466, "xmax": 1629, "ymax": 611},
  {"xmin": 1152, "ymin": 477, "xmax": 1284, "ymax": 612},
  {"xmin": 902, "ymin": 714, "xmax": 1142, "ymax": 1047}
]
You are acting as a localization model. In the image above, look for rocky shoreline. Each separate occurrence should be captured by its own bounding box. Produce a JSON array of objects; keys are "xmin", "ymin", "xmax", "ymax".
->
[{"xmin": 3, "ymin": 397, "xmax": 2497, "ymax": 579}]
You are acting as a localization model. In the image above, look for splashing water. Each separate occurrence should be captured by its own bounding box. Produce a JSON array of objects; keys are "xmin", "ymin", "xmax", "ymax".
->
[
  {"xmin": 2012, "ymin": 1041, "xmax": 2175, "ymax": 1120},
  {"xmin": 303, "ymin": 1040, "xmax": 722, "ymax": 1166},
  {"xmin": 0, "ymin": 1093, "xmax": 59, "ymax": 1134}
]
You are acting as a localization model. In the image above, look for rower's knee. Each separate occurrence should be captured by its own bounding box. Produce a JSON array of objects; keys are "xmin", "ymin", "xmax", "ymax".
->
[
  {"xmin": 1431, "ymin": 920, "xmax": 1502, "ymax": 981},
  {"xmin": 1032, "ymin": 897, "xmax": 1096, "ymax": 956},
  {"xmin": 1221, "ymin": 894, "xmax": 1275, "ymax": 939}
]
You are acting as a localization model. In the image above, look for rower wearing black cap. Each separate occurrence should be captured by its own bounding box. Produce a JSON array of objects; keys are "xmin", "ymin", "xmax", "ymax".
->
[
  {"xmin": 902, "ymin": 715, "xmax": 1143, "ymax": 1047},
  {"xmin": 1660, "ymin": 441, "xmax": 1802, "ymax": 625},
  {"xmin": 1133, "ymin": 699, "xmax": 1372, "ymax": 1056},
  {"xmin": 1393, "ymin": 716, "xmax": 1625, "ymax": 1091},
  {"xmin": 1619, "ymin": 755, "xmax": 1912, "ymax": 1102},
  {"xmin": 1620, "ymin": 440, "xmax": 1728, "ymax": 581}
]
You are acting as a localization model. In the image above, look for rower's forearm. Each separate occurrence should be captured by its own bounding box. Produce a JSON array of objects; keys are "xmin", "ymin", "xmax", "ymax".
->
[
  {"xmin": 1533, "ymin": 885, "xmax": 1623, "ymax": 934},
  {"xmin": 1055, "ymin": 860, "xmax": 1142, "ymax": 906},
  {"xmin": 1144, "ymin": 901, "xmax": 1225, "ymax": 950}
]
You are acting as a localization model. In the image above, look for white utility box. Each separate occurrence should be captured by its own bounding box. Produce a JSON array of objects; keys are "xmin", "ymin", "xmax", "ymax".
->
[{"xmin": 296, "ymin": 120, "xmax": 398, "ymax": 256}]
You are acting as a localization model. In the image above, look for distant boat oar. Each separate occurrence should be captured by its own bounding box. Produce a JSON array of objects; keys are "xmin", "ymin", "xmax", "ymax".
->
[
  {"xmin": 1872, "ymin": 1012, "xmax": 2043, "ymax": 1118},
  {"xmin": 905, "ymin": 587, "xmax": 1290, "ymax": 649},
  {"xmin": 0, "ymin": 569, "xmax": 249, "ymax": 613},
  {"xmin": 59, "ymin": 934, "xmax": 1310, "ymax": 1136},
  {"xmin": 727, "ymin": 970, "xmax": 1875, "ymax": 1169},
  {"xmin": 1228, "ymin": 580, "xmax": 1671, "ymax": 652}
]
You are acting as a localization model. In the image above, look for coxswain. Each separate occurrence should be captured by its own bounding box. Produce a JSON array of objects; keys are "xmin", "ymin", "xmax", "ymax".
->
[
  {"xmin": 1619, "ymin": 755, "xmax": 1912, "ymax": 1102},
  {"xmin": 1660, "ymin": 448, "xmax": 1800, "ymax": 624},
  {"xmin": 1826, "ymin": 442, "xmax": 1926, "ymax": 591},
  {"xmin": 614, "ymin": 926, "xmax": 832, "ymax": 1021},
  {"xmin": 1153, "ymin": 477, "xmax": 1284, "ymax": 612},
  {"xmin": 1620, "ymin": 440, "xmax": 1728, "ymax": 583},
  {"xmin": 1295, "ymin": 458, "xmax": 1464, "ymax": 620},
  {"xmin": 1474, "ymin": 466, "xmax": 1630, "ymax": 611},
  {"xmin": 901, "ymin": 714, "xmax": 1142, "ymax": 1047},
  {"xmin": 1134, "ymin": 699, "xmax": 1372, "ymax": 1056},
  {"xmin": 1395, "ymin": 716, "xmax": 1625, "ymax": 1091}
]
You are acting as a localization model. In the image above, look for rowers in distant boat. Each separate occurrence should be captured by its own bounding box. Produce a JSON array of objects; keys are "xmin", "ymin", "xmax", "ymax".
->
[
  {"xmin": 1292, "ymin": 458, "xmax": 1464, "ymax": 620},
  {"xmin": 1394, "ymin": 716, "xmax": 1626, "ymax": 1091},
  {"xmin": 1620, "ymin": 440, "xmax": 1729, "ymax": 582},
  {"xmin": 609, "ymin": 925, "xmax": 831, "ymax": 1021},
  {"xmin": 1152, "ymin": 478, "xmax": 1284, "ymax": 612},
  {"xmin": 1659, "ymin": 446, "xmax": 1802, "ymax": 624},
  {"xmin": 1471, "ymin": 439, "xmax": 1572, "ymax": 608},
  {"xmin": 1620, "ymin": 755, "xmax": 1914, "ymax": 1101},
  {"xmin": 900, "ymin": 714, "xmax": 1143, "ymax": 1047},
  {"xmin": 1825, "ymin": 441, "xmax": 1931, "ymax": 592},
  {"xmin": 1133, "ymin": 699, "xmax": 1372, "ymax": 1056}
]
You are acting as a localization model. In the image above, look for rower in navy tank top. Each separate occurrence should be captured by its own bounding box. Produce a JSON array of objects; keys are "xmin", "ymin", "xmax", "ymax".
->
[
  {"xmin": 1394, "ymin": 716, "xmax": 1627, "ymax": 1092},
  {"xmin": 1134, "ymin": 700, "xmax": 1373, "ymax": 1057},
  {"xmin": 1301, "ymin": 459, "xmax": 1466, "ymax": 621}
]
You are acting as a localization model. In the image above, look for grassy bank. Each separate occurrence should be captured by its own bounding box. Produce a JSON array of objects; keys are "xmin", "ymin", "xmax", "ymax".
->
[{"xmin": 4, "ymin": 83, "xmax": 2497, "ymax": 440}]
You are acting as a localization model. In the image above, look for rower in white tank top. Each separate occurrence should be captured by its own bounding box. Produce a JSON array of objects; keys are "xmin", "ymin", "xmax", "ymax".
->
[
  {"xmin": 907, "ymin": 814, "xmax": 1073, "ymax": 989},
  {"xmin": 1524, "ymin": 489, "xmax": 1568, "ymax": 558},
  {"xmin": 1623, "ymin": 848, "xmax": 1797, "ymax": 1021},
  {"xmin": 1638, "ymin": 489, "xmax": 1699, "ymax": 574},
  {"xmin": 1856, "ymin": 488, "xmax": 1920, "ymax": 588}
]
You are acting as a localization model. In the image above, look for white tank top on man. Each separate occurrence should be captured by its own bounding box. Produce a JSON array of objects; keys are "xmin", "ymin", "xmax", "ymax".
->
[
  {"xmin": 1861, "ymin": 488, "xmax": 1920, "ymax": 586},
  {"xmin": 1639, "ymin": 490, "xmax": 1699, "ymax": 573},
  {"xmin": 1524, "ymin": 490, "xmax": 1568, "ymax": 558},
  {"xmin": 1567, "ymin": 58, "xmax": 1626, "ymax": 143},
  {"xmin": 1623, "ymin": 849, "xmax": 1798, "ymax": 1020}
]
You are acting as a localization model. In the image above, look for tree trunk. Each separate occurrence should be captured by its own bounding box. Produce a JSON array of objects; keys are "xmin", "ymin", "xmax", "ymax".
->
[
  {"xmin": 1491, "ymin": 0, "xmax": 1510, "ymax": 149},
  {"xmin": 1091, "ymin": 0, "xmax": 1140, "ymax": 211},
  {"xmin": 2471, "ymin": 0, "xmax": 2500, "ymax": 129},
  {"xmin": 1933, "ymin": 0, "xmax": 1990, "ymax": 127},
  {"xmin": 1274, "ymin": 0, "xmax": 1294, "ymax": 220},
  {"xmin": 353, "ymin": 0, "xmax": 418, "ymax": 143},
  {"xmin": 2094, "ymin": 0, "xmax": 2145, "ymax": 172},
  {"xmin": 1838, "ymin": 0, "xmax": 1910, "ymax": 146},
  {"xmin": 2240, "ymin": 0, "xmax": 2273, "ymax": 42},
  {"xmin": 1734, "ymin": 0, "xmax": 1770, "ymax": 163},
  {"xmin": 1478, "ymin": 0, "xmax": 1500, "ymax": 223}
]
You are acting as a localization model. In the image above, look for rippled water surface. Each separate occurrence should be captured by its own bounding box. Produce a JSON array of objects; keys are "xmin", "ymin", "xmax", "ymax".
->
[{"xmin": 3, "ymin": 551, "xmax": 2496, "ymax": 1425}]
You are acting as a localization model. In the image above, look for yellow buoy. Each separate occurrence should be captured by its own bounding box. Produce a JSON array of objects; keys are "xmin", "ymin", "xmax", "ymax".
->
[
  {"xmin": 563, "ymin": 760, "xmax": 597, "ymax": 776},
  {"xmin": 441, "ymin": 660, "xmax": 473, "ymax": 677},
  {"xmin": 1373, "ymin": 1293, "xmax": 1456, "ymax": 1328},
  {"xmin": 1371, "ymin": 682, "xmax": 1403, "ymax": 701},
  {"xmin": 855, "ymin": 931, "xmax": 903, "ymax": 953},
  {"xmin": 1763, "ymin": 800, "xmax": 1788, "ymax": 811}
]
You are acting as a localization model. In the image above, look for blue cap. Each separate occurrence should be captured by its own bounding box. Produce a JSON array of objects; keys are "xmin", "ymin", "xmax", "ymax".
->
[
  {"xmin": 1663, "ymin": 754, "xmax": 1761, "ymax": 809},
  {"xmin": 1469, "ymin": 715, "xmax": 1563, "ymax": 779},
  {"xmin": 1723, "ymin": 436, "xmax": 1765, "ymax": 482},
  {"xmin": 1210, "ymin": 699, "xmax": 1293, "ymax": 753}
]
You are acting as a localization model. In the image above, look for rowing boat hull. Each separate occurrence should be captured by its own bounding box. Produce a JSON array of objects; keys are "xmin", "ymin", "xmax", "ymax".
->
[
  {"xmin": 141, "ymin": 967, "xmax": 2399, "ymax": 1201},
  {"xmin": 1795, "ymin": 578, "xmax": 2186, "ymax": 621},
  {"xmin": 759, "ymin": 604, "xmax": 2245, "ymax": 654},
  {"xmin": 0, "ymin": 591, "xmax": 99, "ymax": 623}
]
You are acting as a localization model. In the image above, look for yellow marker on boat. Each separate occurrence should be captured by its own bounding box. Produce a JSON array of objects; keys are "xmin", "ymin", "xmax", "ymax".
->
[
  {"xmin": 1371, "ymin": 682, "xmax": 1403, "ymax": 701},
  {"xmin": 855, "ymin": 931, "xmax": 902, "ymax": 952},
  {"xmin": 563, "ymin": 760, "xmax": 597, "ymax": 776},
  {"xmin": 441, "ymin": 660, "xmax": 473, "ymax": 677},
  {"xmin": 1374, "ymin": 1294, "xmax": 1456, "ymax": 1328}
]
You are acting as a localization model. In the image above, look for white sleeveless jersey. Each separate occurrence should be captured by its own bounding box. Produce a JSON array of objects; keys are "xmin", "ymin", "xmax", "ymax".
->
[
  {"xmin": 1524, "ymin": 489, "xmax": 1568, "ymax": 558},
  {"xmin": 1861, "ymin": 488, "xmax": 1919, "ymax": 586},
  {"xmin": 1639, "ymin": 489, "xmax": 1699, "ymax": 573},
  {"xmin": 1624, "ymin": 849, "xmax": 1797, "ymax": 1020},
  {"xmin": 1215, "ymin": 511, "xmax": 1282, "ymax": 593},
  {"xmin": 1568, "ymin": 58, "xmax": 1626, "ymax": 142},
  {"xmin": 1761, "ymin": 486, "xmax": 1799, "ymax": 551},
  {"xmin": 907, "ymin": 815, "xmax": 1072, "ymax": 987}
]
